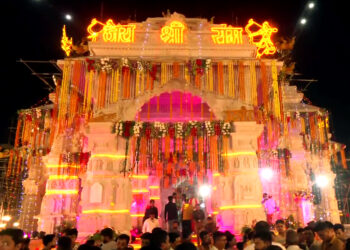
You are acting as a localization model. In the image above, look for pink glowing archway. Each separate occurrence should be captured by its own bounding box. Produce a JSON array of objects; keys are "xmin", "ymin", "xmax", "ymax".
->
[{"xmin": 135, "ymin": 91, "xmax": 215, "ymax": 121}]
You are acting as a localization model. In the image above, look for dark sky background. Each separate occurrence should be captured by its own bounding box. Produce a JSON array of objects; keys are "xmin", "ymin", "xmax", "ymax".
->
[{"xmin": 1, "ymin": 0, "xmax": 349, "ymax": 152}]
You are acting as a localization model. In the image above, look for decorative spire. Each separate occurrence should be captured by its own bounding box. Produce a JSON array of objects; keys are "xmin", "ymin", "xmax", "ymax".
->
[{"xmin": 61, "ymin": 25, "xmax": 73, "ymax": 56}]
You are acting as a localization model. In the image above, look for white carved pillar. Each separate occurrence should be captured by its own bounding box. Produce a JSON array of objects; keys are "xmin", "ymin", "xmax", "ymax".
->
[
  {"xmin": 215, "ymin": 121, "xmax": 265, "ymax": 233},
  {"xmin": 39, "ymin": 134, "xmax": 81, "ymax": 233},
  {"xmin": 283, "ymin": 135, "xmax": 315, "ymax": 225},
  {"xmin": 78, "ymin": 122, "xmax": 132, "ymax": 237},
  {"xmin": 313, "ymin": 153, "xmax": 340, "ymax": 223}
]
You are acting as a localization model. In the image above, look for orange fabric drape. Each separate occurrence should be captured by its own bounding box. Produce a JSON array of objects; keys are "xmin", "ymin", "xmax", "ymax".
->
[
  {"xmin": 218, "ymin": 62, "xmax": 224, "ymax": 94},
  {"xmin": 309, "ymin": 114, "xmax": 317, "ymax": 141},
  {"xmin": 173, "ymin": 62, "xmax": 180, "ymax": 78},
  {"xmin": 238, "ymin": 61, "xmax": 245, "ymax": 101},
  {"xmin": 341, "ymin": 147, "xmax": 348, "ymax": 169},
  {"xmin": 198, "ymin": 137, "xmax": 204, "ymax": 163},
  {"xmin": 187, "ymin": 136, "xmax": 193, "ymax": 161},
  {"xmin": 261, "ymin": 62, "xmax": 269, "ymax": 112}
]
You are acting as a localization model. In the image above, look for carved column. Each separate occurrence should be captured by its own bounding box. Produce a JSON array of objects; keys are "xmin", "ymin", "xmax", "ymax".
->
[
  {"xmin": 78, "ymin": 122, "xmax": 132, "ymax": 237},
  {"xmin": 38, "ymin": 134, "xmax": 81, "ymax": 233},
  {"xmin": 312, "ymin": 153, "xmax": 340, "ymax": 223},
  {"xmin": 19, "ymin": 161, "xmax": 45, "ymax": 233},
  {"xmin": 215, "ymin": 121, "xmax": 265, "ymax": 233}
]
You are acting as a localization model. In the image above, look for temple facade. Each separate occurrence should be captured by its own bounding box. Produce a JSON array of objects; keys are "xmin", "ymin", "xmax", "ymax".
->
[{"xmin": 8, "ymin": 13, "xmax": 342, "ymax": 235}]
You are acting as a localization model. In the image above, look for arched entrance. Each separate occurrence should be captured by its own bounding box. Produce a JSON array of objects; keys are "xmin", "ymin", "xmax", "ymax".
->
[{"xmin": 130, "ymin": 91, "xmax": 216, "ymax": 231}]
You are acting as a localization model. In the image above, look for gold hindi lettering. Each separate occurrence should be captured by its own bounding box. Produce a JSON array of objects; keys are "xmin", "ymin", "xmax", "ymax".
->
[
  {"xmin": 87, "ymin": 18, "xmax": 136, "ymax": 43},
  {"xmin": 211, "ymin": 24, "xmax": 243, "ymax": 45},
  {"xmin": 160, "ymin": 21, "xmax": 186, "ymax": 44}
]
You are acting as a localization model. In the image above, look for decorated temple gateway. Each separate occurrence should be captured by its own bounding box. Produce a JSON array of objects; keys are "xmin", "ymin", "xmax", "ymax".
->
[{"xmin": 4, "ymin": 12, "xmax": 347, "ymax": 235}]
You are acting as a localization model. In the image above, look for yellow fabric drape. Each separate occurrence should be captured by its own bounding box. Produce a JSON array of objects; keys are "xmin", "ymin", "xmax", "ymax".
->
[
  {"xmin": 271, "ymin": 61, "xmax": 281, "ymax": 120},
  {"xmin": 228, "ymin": 61, "xmax": 235, "ymax": 98},
  {"xmin": 250, "ymin": 61, "xmax": 258, "ymax": 106}
]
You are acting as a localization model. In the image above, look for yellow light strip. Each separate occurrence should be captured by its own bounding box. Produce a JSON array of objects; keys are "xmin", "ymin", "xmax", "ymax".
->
[
  {"xmin": 46, "ymin": 190, "xmax": 78, "ymax": 195},
  {"xmin": 94, "ymin": 175, "xmax": 119, "ymax": 178},
  {"xmin": 149, "ymin": 186, "xmax": 160, "ymax": 189},
  {"xmin": 150, "ymin": 196, "xmax": 160, "ymax": 200},
  {"xmin": 212, "ymin": 211, "xmax": 219, "ymax": 215},
  {"xmin": 132, "ymin": 189, "xmax": 149, "ymax": 193},
  {"xmin": 131, "ymin": 175, "xmax": 149, "ymax": 179},
  {"xmin": 49, "ymin": 175, "xmax": 78, "ymax": 180},
  {"xmin": 90, "ymin": 154, "xmax": 127, "ymax": 159},
  {"xmin": 219, "ymin": 204, "xmax": 262, "ymax": 210},
  {"xmin": 213, "ymin": 173, "xmax": 221, "ymax": 177},
  {"xmin": 46, "ymin": 164, "xmax": 80, "ymax": 168},
  {"xmin": 130, "ymin": 214, "xmax": 144, "ymax": 217},
  {"xmin": 130, "ymin": 244, "xmax": 141, "ymax": 250},
  {"xmin": 222, "ymin": 151, "xmax": 256, "ymax": 157},
  {"xmin": 82, "ymin": 209, "xmax": 130, "ymax": 214}
]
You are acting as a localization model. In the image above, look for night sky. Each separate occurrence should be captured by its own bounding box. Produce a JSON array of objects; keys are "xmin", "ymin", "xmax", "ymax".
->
[{"xmin": 2, "ymin": 0, "xmax": 349, "ymax": 152}]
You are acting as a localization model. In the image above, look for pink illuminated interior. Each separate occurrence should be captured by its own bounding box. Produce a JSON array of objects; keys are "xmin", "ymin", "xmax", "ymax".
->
[{"xmin": 136, "ymin": 91, "xmax": 215, "ymax": 122}]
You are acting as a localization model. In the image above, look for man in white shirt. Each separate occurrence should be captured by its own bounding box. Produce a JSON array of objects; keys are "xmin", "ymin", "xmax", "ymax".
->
[{"xmin": 142, "ymin": 212, "xmax": 159, "ymax": 233}]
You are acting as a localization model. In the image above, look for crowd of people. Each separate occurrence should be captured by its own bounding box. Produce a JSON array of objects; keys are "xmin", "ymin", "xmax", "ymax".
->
[
  {"xmin": 142, "ymin": 194, "xmax": 208, "ymax": 236},
  {"xmin": 0, "ymin": 195, "xmax": 349, "ymax": 250},
  {"xmin": 1, "ymin": 219, "xmax": 350, "ymax": 250}
]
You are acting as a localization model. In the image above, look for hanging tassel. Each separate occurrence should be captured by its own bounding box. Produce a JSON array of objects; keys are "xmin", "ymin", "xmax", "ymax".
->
[
  {"xmin": 166, "ymin": 163, "xmax": 172, "ymax": 175},
  {"xmin": 185, "ymin": 63, "xmax": 190, "ymax": 84},
  {"xmin": 115, "ymin": 68, "xmax": 120, "ymax": 102},
  {"xmin": 260, "ymin": 62, "xmax": 269, "ymax": 112},
  {"xmin": 180, "ymin": 92, "xmax": 183, "ymax": 116},
  {"xmin": 318, "ymin": 116, "xmax": 325, "ymax": 144},
  {"xmin": 218, "ymin": 62, "xmax": 224, "ymax": 95},
  {"xmin": 341, "ymin": 146, "xmax": 348, "ymax": 169},
  {"xmin": 146, "ymin": 71, "xmax": 151, "ymax": 90},
  {"xmin": 271, "ymin": 61, "xmax": 281, "ymax": 120},
  {"xmin": 187, "ymin": 136, "xmax": 193, "ymax": 161},
  {"xmin": 333, "ymin": 144, "xmax": 339, "ymax": 164},
  {"xmin": 238, "ymin": 61, "xmax": 245, "ymax": 101},
  {"xmin": 156, "ymin": 162, "xmax": 163, "ymax": 177},
  {"xmin": 309, "ymin": 114, "xmax": 316, "ymax": 141},
  {"xmin": 170, "ymin": 93, "xmax": 173, "ymax": 118},
  {"xmin": 223, "ymin": 136, "xmax": 229, "ymax": 173},
  {"xmin": 161, "ymin": 63, "xmax": 166, "ymax": 86},
  {"xmin": 250, "ymin": 61, "xmax": 258, "ymax": 106},
  {"xmin": 135, "ymin": 70, "xmax": 140, "ymax": 97},
  {"xmin": 122, "ymin": 67, "xmax": 127, "ymax": 98},
  {"xmin": 228, "ymin": 61, "xmax": 234, "ymax": 98},
  {"xmin": 140, "ymin": 71, "xmax": 145, "ymax": 95},
  {"xmin": 157, "ymin": 96, "xmax": 160, "ymax": 113},
  {"xmin": 165, "ymin": 136, "xmax": 170, "ymax": 159},
  {"xmin": 206, "ymin": 67, "xmax": 210, "ymax": 91},
  {"xmin": 209, "ymin": 64, "xmax": 214, "ymax": 92},
  {"xmin": 83, "ymin": 67, "xmax": 89, "ymax": 111},
  {"xmin": 201, "ymin": 102, "xmax": 204, "ymax": 119},
  {"xmin": 173, "ymin": 62, "xmax": 179, "ymax": 78},
  {"xmin": 198, "ymin": 136, "xmax": 204, "ymax": 163}
]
